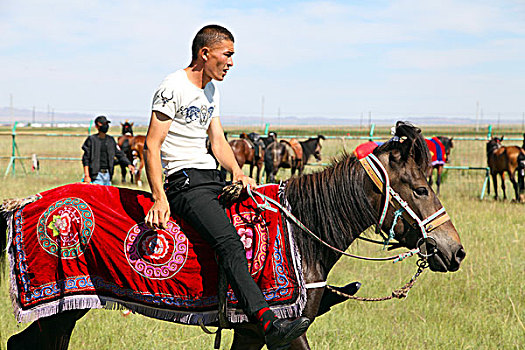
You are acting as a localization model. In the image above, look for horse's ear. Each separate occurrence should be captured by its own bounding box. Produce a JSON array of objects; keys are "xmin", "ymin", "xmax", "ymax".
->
[
  {"xmin": 389, "ymin": 148, "xmax": 404, "ymax": 166},
  {"xmin": 131, "ymin": 122, "xmax": 134, "ymax": 126},
  {"xmin": 318, "ymin": 135, "xmax": 326, "ymax": 140},
  {"xmin": 501, "ymin": 136, "xmax": 504, "ymax": 141}
]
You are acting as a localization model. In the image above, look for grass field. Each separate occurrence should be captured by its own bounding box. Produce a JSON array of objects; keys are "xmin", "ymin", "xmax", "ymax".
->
[{"xmin": 0, "ymin": 125, "xmax": 524, "ymax": 349}]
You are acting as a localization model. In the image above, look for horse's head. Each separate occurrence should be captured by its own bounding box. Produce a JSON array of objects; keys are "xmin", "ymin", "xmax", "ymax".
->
[
  {"xmin": 440, "ymin": 136, "xmax": 454, "ymax": 161},
  {"xmin": 369, "ymin": 122, "xmax": 465, "ymax": 272},
  {"xmin": 312, "ymin": 135, "xmax": 326, "ymax": 161},
  {"xmin": 264, "ymin": 141, "xmax": 286, "ymax": 183},
  {"xmin": 486, "ymin": 137, "xmax": 503, "ymax": 156},
  {"xmin": 121, "ymin": 121, "xmax": 134, "ymax": 136}
]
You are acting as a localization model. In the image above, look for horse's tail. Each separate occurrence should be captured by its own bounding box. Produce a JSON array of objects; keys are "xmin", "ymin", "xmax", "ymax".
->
[{"xmin": 0, "ymin": 211, "xmax": 7, "ymax": 284}]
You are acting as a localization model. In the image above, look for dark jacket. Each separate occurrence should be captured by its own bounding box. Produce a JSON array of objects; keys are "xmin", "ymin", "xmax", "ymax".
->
[{"xmin": 82, "ymin": 134, "xmax": 130, "ymax": 179}]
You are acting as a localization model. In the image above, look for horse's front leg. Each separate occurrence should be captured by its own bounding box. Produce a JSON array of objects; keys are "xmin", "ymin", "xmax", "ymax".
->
[
  {"xmin": 508, "ymin": 170, "xmax": 519, "ymax": 201},
  {"xmin": 501, "ymin": 173, "xmax": 507, "ymax": 200},
  {"xmin": 135, "ymin": 157, "xmax": 144, "ymax": 187},
  {"xmin": 492, "ymin": 173, "xmax": 498, "ymax": 200},
  {"xmin": 255, "ymin": 163, "xmax": 261, "ymax": 184},
  {"xmin": 120, "ymin": 163, "xmax": 127, "ymax": 183},
  {"xmin": 290, "ymin": 334, "xmax": 311, "ymax": 350},
  {"xmin": 8, "ymin": 309, "xmax": 88, "ymax": 350},
  {"xmin": 436, "ymin": 167, "xmax": 442, "ymax": 195},
  {"xmin": 231, "ymin": 324, "xmax": 265, "ymax": 350}
]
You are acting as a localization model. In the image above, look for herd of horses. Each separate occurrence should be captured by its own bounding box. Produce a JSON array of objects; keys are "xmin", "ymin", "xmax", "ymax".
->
[
  {"xmin": 117, "ymin": 122, "xmax": 327, "ymax": 186},
  {"xmin": 116, "ymin": 122, "xmax": 525, "ymax": 202}
]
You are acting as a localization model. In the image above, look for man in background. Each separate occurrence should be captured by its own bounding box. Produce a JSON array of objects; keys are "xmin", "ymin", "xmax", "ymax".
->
[{"xmin": 82, "ymin": 115, "xmax": 134, "ymax": 185}]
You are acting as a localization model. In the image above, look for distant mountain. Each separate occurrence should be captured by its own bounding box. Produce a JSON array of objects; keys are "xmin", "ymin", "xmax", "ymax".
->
[{"xmin": 0, "ymin": 106, "xmax": 522, "ymax": 127}]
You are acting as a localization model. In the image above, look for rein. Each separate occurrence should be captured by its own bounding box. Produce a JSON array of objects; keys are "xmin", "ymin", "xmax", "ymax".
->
[
  {"xmin": 247, "ymin": 186, "xmax": 418, "ymax": 263},
  {"xmin": 246, "ymin": 153, "xmax": 450, "ymax": 263}
]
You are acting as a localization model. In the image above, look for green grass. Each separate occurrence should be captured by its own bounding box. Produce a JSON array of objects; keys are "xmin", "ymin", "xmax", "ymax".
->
[{"xmin": 1, "ymin": 126, "xmax": 524, "ymax": 349}]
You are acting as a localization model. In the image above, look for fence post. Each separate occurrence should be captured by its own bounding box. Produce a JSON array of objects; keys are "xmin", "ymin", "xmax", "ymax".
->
[
  {"xmin": 88, "ymin": 119, "xmax": 94, "ymax": 134},
  {"xmin": 487, "ymin": 125, "xmax": 492, "ymax": 140},
  {"xmin": 368, "ymin": 123, "xmax": 375, "ymax": 141},
  {"xmin": 4, "ymin": 122, "xmax": 18, "ymax": 176},
  {"xmin": 264, "ymin": 123, "xmax": 270, "ymax": 136}
]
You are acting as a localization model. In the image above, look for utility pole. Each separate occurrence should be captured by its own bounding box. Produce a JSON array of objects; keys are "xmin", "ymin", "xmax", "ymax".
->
[
  {"xmin": 522, "ymin": 112, "xmax": 524, "ymax": 131},
  {"xmin": 368, "ymin": 111, "xmax": 371, "ymax": 127},
  {"xmin": 32, "ymin": 106, "xmax": 35, "ymax": 124}
]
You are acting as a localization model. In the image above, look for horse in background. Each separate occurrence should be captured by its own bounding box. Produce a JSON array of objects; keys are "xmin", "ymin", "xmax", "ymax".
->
[
  {"xmin": 117, "ymin": 121, "xmax": 146, "ymax": 186},
  {"xmin": 264, "ymin": 135, "xmax": 325, "ymax": 183},
  {"xmin": 228, "ymin": 133, "xmax": 264, "ymax": 183},
  {"xmin": 117, "ymin": 121, "xmax": 134, "ymax": 183},
  {"xmin": 426, "ymin": 136, "xmax": 453, "ymax": 195},
  {"xmin": 297, "ymin": 135, "xmax": 326, "ymax": 174},
  {"xmin": 486, "ymin": 136, "xmax": 525, "ymax": 201}
]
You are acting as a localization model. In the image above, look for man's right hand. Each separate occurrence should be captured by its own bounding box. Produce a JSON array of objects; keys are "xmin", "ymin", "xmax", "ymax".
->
[
  {"xmin": 83, "ymin": 176, "xmax": 91, "ymax": 183},
  {"xmin": 145, "ymin": 198, "xmax": 171, "ymax": 230}
]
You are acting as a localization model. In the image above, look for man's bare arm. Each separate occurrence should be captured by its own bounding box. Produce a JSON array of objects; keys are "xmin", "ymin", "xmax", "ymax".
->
[
  {"xmin": 144, "ymin": 111, "xmax": 172, "ymax": 229},
  {"xmin": 207, "ymin": 117, "xmax": 257, "ymax": 188}
]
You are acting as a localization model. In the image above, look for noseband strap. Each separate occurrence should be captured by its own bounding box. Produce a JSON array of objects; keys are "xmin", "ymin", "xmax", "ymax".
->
[{"xmin": 360, "ymin": 154, "xmax": 450, "ymax": 241}]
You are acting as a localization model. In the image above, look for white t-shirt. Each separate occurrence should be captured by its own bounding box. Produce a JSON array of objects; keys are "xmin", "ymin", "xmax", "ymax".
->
[{"xmin": 151, "ymin": 69, "xmax": 220, "ymax": 176}]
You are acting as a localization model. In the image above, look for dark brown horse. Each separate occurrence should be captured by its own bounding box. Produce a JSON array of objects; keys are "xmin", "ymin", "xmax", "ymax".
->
[
  {"xmin": 264, "ymin": 135, "xmax": 325, "ymax": 183},
  {"xmin": 426, "ymin": 136, "xmax": 454, "ymax": 195},
  {"xmin": 1, "ymin": 122, "xmax": 465, "ymax": 349},
  {"xmin": 117, "ymin": 121, "xmax": 145, "ymax": 186},
  {"xmin": 229, "ymin": 133, "xmax": 264, "ymax": 183},
  {"xmin": 486, "ymin": 136, "xmax": 525, "ymax": 201}
]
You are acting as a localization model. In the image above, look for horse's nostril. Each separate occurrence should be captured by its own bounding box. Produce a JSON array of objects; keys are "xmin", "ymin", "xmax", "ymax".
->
[{"xmin": 454, "ymin": 246, "xmax": 466, "ymax": 264}]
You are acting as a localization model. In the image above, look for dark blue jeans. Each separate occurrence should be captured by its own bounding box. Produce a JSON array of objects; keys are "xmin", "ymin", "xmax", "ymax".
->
[{"xmin": 165, "ymin": 168, "xmax": 269, "ymax": 318}]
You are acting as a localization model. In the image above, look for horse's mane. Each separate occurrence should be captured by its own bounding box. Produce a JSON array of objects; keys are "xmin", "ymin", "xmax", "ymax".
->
[{"xmin": 285, "ymin": 122, "xmax": 429, "ymax": 262}]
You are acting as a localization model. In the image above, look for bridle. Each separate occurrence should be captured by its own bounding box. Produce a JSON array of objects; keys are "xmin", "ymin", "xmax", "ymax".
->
[{"xmin": 360, "ymin": 153, "xmax": 451, "ymax": 258}]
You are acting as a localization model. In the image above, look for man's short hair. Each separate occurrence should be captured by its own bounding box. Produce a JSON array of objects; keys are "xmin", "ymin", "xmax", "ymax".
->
[{"xmin": 191, "ymin": 25, "xmax": 234, "ymax": 63}]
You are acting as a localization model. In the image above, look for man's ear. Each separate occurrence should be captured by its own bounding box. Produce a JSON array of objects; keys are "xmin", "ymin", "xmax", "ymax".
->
[{"xmin": 201, "ymin": 47, "xmax": 209, "ymax": 61}]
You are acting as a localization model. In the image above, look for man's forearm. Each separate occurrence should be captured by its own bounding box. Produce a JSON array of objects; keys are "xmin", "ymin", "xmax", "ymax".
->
[{"xmin": 213, "ymin": 139, "xmax": 242, "ymax": 175}]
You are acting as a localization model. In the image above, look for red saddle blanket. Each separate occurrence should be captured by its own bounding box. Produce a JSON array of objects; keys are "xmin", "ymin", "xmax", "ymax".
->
[
  {"xmin": 425, "ymin": 137, "xmax": 447, "ymax": 165},
  {"xmin": 5, "ymin": 183, "xmax": 305, "ymax": 325}
]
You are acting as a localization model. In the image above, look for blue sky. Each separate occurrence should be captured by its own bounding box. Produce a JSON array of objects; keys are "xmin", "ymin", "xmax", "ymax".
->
[{"xmin": 2, "ymin": 0, "xmax": 525, "ymax": 123}]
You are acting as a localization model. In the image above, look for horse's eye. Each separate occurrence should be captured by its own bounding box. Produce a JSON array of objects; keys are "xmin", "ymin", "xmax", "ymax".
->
[{"xmin": 414, "ymin": 187, "xmax": 428, "ymax": 196}]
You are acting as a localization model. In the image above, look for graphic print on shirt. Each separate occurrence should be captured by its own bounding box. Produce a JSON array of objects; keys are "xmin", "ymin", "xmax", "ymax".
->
[
  {"xmin": 158, "ymin": 89, "xmax": 174, "ymax": 107},
  {"xmin": 179, "ymin": 105, "xmax": 215, "ymax": 126}
]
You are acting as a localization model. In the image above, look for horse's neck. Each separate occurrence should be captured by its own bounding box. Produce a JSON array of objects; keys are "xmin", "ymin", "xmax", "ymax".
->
[
  {"xmin": 284, "ymin": 157, "xmax": 376, "ymax": 280},
  {"xmin": 301, "ymin": 140, "xmax": 317, "ymax": 159}
]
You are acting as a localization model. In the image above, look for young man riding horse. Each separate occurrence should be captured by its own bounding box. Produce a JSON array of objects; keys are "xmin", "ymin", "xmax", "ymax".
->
[{"xmin": 143, "ymin": 25, "xmax": 309, "ymax": 349}]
